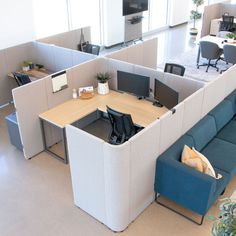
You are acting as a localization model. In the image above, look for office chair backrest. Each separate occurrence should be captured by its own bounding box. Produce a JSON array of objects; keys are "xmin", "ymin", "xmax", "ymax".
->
[
  {"xmin": 223, "ymin": 44, "xmax": 236, "ymax": 65},
  {"xmin": 164, "ymin": 63, "xmax": 185, "ymax": 76},
  {"xmin": 106, "ymin": 106, "xmax": 136, "ymax": 144},
  {"xmin": 13, "ymin": 72, "xmax": 31, "ymax": 86},
  {"xmin": 221, "ymin": 15, "xmax": 234, "ymax": 31},
  {"xmin": 79, "ymin": 43, "xmax": 100, "ymax": 55},
  {"xmin": 200, "ymin": 41, "xmax": 221, "ymax": 60}
]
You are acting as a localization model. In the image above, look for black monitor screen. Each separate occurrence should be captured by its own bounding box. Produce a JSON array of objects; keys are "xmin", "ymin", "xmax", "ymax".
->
[
  {"xmin": 123, "ymin": 0, "xmax": 148, "ymax": 16},
  {"xmin": 117, "ymin": 70, "xmax": 150, "ymax": 98},
  {"xmin": 154, "ymin": 79, "xmax": 179, "ymax": 109}
]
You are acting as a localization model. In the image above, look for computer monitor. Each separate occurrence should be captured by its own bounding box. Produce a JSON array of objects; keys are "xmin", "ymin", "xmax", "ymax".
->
[
  {"xmin": 51, "ymin": 71, "xmax": 68, "ymax": 93},
  {"xmin": 154, "ymin": 79, "xmax": 179, "ymax": 109},
  {"xmin": 117, "ymin": 70, "xmax": 150, "ymax": 98}
]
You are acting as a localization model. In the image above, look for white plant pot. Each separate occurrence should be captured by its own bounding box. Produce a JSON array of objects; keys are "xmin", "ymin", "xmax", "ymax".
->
[{"xmin": 98, "ymin": 82, "xmax": 109, "ymax": 95}]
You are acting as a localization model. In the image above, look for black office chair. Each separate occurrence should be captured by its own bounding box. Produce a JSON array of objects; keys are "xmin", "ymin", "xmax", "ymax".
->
[
  {"xmin": 13, "ymin": 72, "xmax": 31, "ymax": 86},
  {"xmin": 220, "ymin": 44, "xmax": 236, "ymax": 73},
  {"xmin": 164, "ymin": 63, "xmax": 185, "ymax": 76},
  {"xmin": 78, "ymin": 43, "xmax": 100, "ymax": 55},
  {"xmin": 197, "ymin": 41, "xmax": 223, "ymax": 72},
  {"xmin": 220, "ymin": 15, "xmax": 235, "ymax": 32},
  {"xmin": 106, "ymin": 106, "xmax": 142, "ymax": 145}
]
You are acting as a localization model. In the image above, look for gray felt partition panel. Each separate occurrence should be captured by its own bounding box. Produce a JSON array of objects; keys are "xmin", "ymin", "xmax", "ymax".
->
[
  {"xmin": 12, "ymin": 79, "xmax": 48, "ymax": 159},
  {"xmin": 201, "ymin": 3, "xmax": 221, "ymax": 37},
  {"xmin": 53, "ymin": 46, "xmax": 73, "ymax": 71},
  {"xmin": 38, "ymin": 27, "xmax": 91, "ymax": 51},
  {"xmin": 72, "ymin": 50, "xmax": 96, "ymax": 66},
  {"xmin": 220, "ymin": 2, "xmax": 236, "ymax": 16}
]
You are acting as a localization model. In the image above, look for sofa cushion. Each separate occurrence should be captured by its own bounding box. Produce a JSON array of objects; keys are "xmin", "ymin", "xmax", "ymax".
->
[
  {"xmin": 208, "ymin": 100, "xmax": 234, "ymax": 132},
  {"xmin": 187, "ymin": 115, "xmax": 217, "ymax": 151},
  {"xmin": 217, "ymin": 120, "xmax": 236, "ymax": 145},
  {"xmin": 158, "ymin": 134, "xmax": 194, "ymax": 161},
  {"xmin": 202, "ymin": 138, "xmax": 236, "ymax": 178},
  {"xmin": 224, "ymin": 89, "xmax": 236, "ymax": 113}
]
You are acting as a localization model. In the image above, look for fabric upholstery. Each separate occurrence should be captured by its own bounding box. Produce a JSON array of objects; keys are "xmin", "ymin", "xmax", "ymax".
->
[
  {"xmin": 208, "ymin": 100, "xmax": 234, "ymax": 131},
  {"xmin": 187, "ymin": 115, "xmax": 217, "ymax": 151},
  {"xmin": 202, "ymin": 138, "xmax": 236, "ymax": 178},
  {"xmin": 225, "ymin": 89, "xmax": 236, "ymax": 113},
  {"xmin": 217, "ymin": 120, "xmax": 236, "ymax": 145}
]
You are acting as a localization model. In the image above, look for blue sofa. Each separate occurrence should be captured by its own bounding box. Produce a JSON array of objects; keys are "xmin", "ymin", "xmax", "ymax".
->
[{"xmin": 154, "ymin": 90, "xmax": 236, "ymax": 220}]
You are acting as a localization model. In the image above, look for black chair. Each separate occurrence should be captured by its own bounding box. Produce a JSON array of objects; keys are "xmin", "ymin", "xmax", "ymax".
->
[
  {"xmin": 220, "ymin": 15, "xmax": 235, "ymax": 32},
  {"xmin": 220, "ymin": 44, "xmax": 236, "ymax": 73},
  {"xmin": 13, "ymin": 72, "xmax": 31, "ymax": 86},
  {"xmin": 164, "ymin": 63, "xmax": 185, "ymax": 76},
  {"xmin": 78, "ymin": 43, "xmax": 100, "ymax": 55},
  {"xmin": 106, "ymin": 106, "xmax": 142, "ymax": 145},
  {"xmin": 197, "ymin": 41, "xmax": 223, "ymax": 72}
]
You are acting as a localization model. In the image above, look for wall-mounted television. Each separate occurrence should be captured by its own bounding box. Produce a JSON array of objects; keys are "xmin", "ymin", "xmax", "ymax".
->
[
  {"xmin": 117, "ymin": 70, "xmax": 150, "ymax": 98},
  {"xmin": 123, "ymin": 0, "xmax": 149, "ymax": 16},
  {"xmin": 52, "ymin": 71, "xmax": 68, "ymax": 93}
]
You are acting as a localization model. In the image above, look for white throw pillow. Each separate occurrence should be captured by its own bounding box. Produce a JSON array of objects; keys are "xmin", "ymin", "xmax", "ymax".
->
[{"xmin": 192, "ymin": 147, "xmax": 222, "ymax": 180}]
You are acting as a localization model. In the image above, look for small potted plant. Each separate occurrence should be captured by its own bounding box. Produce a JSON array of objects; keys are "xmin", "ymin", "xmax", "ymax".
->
[
  {"xmin": 209, "ymin": 198, "xmax": 236, "ymax": 235},
  {"xmin": 96, "ymin": 72, "xmax": 111, "ymax": 95},
  {"xmin": 190, "ymin": 0, "xmax": 204, "ymax": 36},
  {"xmin": 226, "ymin": 33, "xmax": 236, "ymax": 43}
]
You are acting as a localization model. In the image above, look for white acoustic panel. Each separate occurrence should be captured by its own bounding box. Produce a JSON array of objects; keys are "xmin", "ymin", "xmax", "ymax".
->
[
  {"xmin": 12, "ymin": 79, "xmax": 48, "ymax": 159},
  {"xmin": 95, "ymin": 57, "xmax": 109, "ymax": 74},
  {"xmin": 182, "ymin": 87, "xmax": 204, "ymax": 134},
  {"xmin": 163, "ymin": 73, "xmax": 205, "ymax": 102},
  {"xmin": 71, "ymin": 60, "xmax": 98, "ymax": 89},
  {"xmin": 142, "ymin": 38, "xmax": 158, "ymax": 69},
  {"xmin": 53, "ymin": 46, "xmax": 73, "ymax": 71},
  {"xmin": 159, "ymin": 102, "xmax": 185, "ymax": 154},
  {"xmin": 201, "ymin": 76, "xmax": 226, "ymax": 117},
  {"xmin": 127, "ymin": 43, "xmax": 143, "ymax": 66},
  {"xmin": 107, "ymin": 59, "xmax": 135, "ymax": 90},
  {"xmin": 72, "ymin": 50, "xmax": 95, "ymax": 66},
  {"xmin": 108, "ymin": 49, "xmax": 128, "ymax": 62},
  {"xmin": 35, "ymin": 42, "xmax": 56, "ymax": 72},
  {"xmin": 0, "ymin": 50, "xmax": 15, "ymax": 105},
  {"xmin": 129, "ymin": 119, "xmax": 161, "ymax": 220},
  {"xmin": 66, "ymin": 125, "xmax": 106, "ymax": 225},
  {"xmin": 38, "ymin": 35, "xmax": 60, "ymax": 46},
  {"xmin": 57, "ymin": 31, "xmax": 77, "ymax": 50},
  {"xmin": 4, "ymin": 42, "xmax": 35, "ymax": 73},
  {"xmin": 222, "ymin": 65, "xmax": 236, "ymax": 97},
  {"xmin": 103, "ymin": 142, "xmax": 130, "ymax": 232}
]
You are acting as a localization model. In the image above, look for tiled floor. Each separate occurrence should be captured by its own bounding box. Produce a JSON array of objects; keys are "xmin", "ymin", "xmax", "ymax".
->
[{"xmin": 1, "ymin": 22, "xmax": 235, "ymax": 236}]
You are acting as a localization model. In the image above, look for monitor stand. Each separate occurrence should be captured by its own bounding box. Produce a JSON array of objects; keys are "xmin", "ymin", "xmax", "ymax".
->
[{"xmin": 152, "ymin": 101, "xmax": 163, "ymax": 107}]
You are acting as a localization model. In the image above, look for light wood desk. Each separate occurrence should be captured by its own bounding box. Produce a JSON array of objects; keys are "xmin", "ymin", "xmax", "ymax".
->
[
  {"xmin": 39, "ymin": 90, "xmax": 168, "ymax": 163},
  {"xmin": 8, "ymin": 68, "xmax": 52, "ymax": 81}
]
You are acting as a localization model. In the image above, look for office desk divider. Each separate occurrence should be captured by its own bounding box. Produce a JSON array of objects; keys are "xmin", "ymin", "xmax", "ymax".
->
[
  {"xmin": 106, "ymin": 37, "xmax": 158, "ymax": 69},
  {"xmin": 37, "ymin": 26, "xmax": 91, "ymax": 51},
  {"xmin": 65, "ymin": 63, "xmax": 236, "ymax": 232}
]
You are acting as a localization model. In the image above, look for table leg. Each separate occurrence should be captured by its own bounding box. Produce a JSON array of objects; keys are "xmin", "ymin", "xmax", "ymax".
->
[{"xmin": 197, "ymin": 45, "xmax": 200, "ymax": 67}]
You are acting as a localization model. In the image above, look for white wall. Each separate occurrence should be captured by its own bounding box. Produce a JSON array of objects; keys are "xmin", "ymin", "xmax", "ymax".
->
[{"xmin": 0, "ymin": 0, "xmax": 36, "ymax": 49}]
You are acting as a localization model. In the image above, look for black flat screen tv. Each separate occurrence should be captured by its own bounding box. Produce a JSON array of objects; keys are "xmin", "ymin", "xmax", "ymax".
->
[
  {"xmin": 117, "ymin": 70, "xmax": 150, "ymax": 98},
  {"xmin": 123, "ymin": 0, "xmax": 148, "ymax": 16},
  {"xmin": 154, "ymin": 79, "xmax": 179, "ymax": 109}
]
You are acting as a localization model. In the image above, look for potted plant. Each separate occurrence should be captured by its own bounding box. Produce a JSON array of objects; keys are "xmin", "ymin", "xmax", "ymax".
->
[
  {"xmin": 190, "ymin": 0, "xmax": 204, "ymax": 36},
  {"xmin": 209, "ymin": 198, "xmax": 236, "ymax": 235},
  {"xmin": 226, "ymin": 32, "xmax": 236, "ymax": 42},
  {"xmin": 96, "ymin": 72, "xmax": 111, "ymax": 95},
  {"xmin": 22, "ymin": 61, "xmax": 30, "ymax": 72}
]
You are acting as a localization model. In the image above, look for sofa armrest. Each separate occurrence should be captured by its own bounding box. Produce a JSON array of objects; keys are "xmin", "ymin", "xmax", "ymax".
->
[{"xmin": 154, "ymin": 158, "xmax": 217, "ymax": 215}]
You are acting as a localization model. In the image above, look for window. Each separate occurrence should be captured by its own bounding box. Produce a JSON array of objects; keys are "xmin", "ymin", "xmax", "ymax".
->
[{"xmin": 32, "ymin": 0, "xmax": 69, "ymax": 38}]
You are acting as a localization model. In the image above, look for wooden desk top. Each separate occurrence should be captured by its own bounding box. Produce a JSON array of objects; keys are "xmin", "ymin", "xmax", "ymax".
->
[
  {"xmin": 39, "ymin": 90, "xmax": 168, "ymax": 128},
  {"xmin": 8, "ymin": 68, "xmax": 52, "ymax": 81}
]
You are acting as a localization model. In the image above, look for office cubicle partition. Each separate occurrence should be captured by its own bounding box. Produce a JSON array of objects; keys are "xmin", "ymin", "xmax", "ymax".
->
[
  {"xmin": 37, "ymin": 26, "xmax": 91, "ymax": 51},
  {"xmin": 201, "ymin": 1, "xmax": 236, "ymax": 37},
  {"xmin": 66, "ymin": 63, "xmax": 236, "ymax": 232},
  {"xmin": 106, "ymin": 37, "xmax": 158, "ymax": 69}
]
